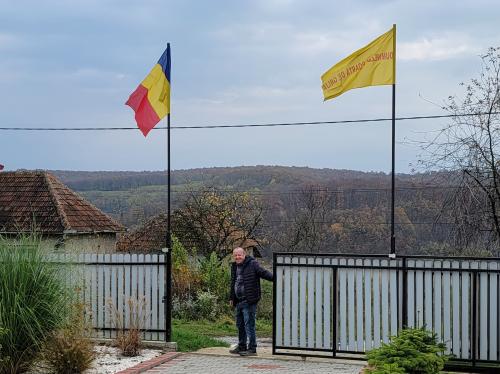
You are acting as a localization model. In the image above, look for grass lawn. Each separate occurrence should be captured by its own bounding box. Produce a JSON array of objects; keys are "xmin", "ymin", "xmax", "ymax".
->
[
  {"xmin": 172, "ymin": 322, "xmax": 229, "ymax": 352},
  {"xmin": 172, "ymin": 317, "xmax": 273, "ymax": 352}
]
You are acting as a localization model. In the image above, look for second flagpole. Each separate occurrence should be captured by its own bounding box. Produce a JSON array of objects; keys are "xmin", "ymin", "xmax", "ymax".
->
[{"xmin": 390, "ymin": 24, "xmax": 396, "ymax": 255}]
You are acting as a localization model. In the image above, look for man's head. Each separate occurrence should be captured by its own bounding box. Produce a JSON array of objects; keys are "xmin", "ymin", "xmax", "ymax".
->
[{"xmin": 232, "ymin": 247, "xmax": 246, "ymax": 264}]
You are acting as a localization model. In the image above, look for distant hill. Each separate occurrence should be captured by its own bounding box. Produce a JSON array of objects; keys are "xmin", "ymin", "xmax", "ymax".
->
[{"xmin": 51, "ymin": 166, "xmax": 448, "ymax": 192}]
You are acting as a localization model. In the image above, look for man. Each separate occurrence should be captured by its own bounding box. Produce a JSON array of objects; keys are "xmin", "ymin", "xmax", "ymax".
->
[{"xmin": 229, "ymin": 247, "xmax": 273, "ymax": 356}]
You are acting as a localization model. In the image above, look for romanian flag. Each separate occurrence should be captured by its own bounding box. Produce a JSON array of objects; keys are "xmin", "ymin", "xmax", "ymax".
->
[
  {"xmin": 321, "ymin": 26, "xmax": 395, "ymax": 101},
  {"xmin": 126, "ymin": 44, "xmax": 171, "ymax": 137}
]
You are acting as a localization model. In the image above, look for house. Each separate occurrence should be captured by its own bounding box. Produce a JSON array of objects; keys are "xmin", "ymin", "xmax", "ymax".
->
[
  {"xmin": 0, "ymin": 170, "xmax": 125, "ymax": 252},
  {"xmin": 116, "ymin": 213, "xmax": 265, "ymax": 257}
]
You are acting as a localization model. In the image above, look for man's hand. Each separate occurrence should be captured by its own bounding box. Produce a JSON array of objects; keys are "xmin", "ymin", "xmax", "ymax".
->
[{"xmin": 229, "ymin": 300, "xmax": 234, "ymax": 307}]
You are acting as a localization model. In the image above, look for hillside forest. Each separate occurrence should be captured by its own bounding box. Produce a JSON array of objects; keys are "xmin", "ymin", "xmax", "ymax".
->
[{"xmin": 51, "ymin": 166, "xmax": 498, "ymax": 257}]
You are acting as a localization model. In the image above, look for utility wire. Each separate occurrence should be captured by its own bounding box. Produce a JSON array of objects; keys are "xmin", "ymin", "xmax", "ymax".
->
[
  {"xmin": 76, "ymin": 185, "xmax": 478, "ymax": 195},
  {"xmin": 0, "ymin": 111, "xmax": 498, "ymax": 131}
]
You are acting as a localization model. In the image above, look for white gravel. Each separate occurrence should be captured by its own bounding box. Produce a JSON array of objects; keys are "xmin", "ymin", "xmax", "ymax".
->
[{"xmin": 86, "ymin": 345, "xmax": 164, "ymax": 374}]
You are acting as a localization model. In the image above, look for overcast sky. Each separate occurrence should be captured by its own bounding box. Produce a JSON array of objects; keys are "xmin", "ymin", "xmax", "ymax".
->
[{"xmin": 1, "ymin": 0, "xmax": 499, "ymax": 173}]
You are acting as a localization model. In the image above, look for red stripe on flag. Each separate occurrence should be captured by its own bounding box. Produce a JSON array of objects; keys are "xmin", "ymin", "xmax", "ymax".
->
[
  {"xmin": 125, "ymin": 85, "xmax": 161, "ymax": 137},
  {"xmin": 125, "ymin": 84, "xmax": 148, "ymax": 111}
]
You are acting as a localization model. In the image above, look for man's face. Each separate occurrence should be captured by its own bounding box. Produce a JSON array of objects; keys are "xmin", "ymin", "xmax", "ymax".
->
[{"xmin": 233, "ymin": 248, "xmax": 246, "ymax": 264}]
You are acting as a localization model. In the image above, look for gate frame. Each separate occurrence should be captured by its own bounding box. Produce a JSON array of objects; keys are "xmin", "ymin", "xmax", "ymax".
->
[
  {"xmin": 272, "ymin": 252, "xmax": 500, "ymax": 372},
  {"xmin": 48, "ymin": 252, "xmax": 169, "ymax": 341}
]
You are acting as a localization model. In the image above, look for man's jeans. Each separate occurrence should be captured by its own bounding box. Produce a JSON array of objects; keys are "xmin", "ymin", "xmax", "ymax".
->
[{"xmin": 235, "ymin": 301, "xmax": 257, "ymax": 351}]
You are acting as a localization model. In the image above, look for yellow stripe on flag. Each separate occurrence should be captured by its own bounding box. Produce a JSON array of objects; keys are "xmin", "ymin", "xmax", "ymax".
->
[
  {"xmin": 321, "ymin": 26, "xmax": 395, "ymax": 101},
  {"xmin": 141, "ymin": 64, "xmax": 171, "ymax": 119}
]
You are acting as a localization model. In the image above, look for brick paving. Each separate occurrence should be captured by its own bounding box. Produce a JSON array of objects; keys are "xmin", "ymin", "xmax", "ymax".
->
[
  {"xmin": 115, "ymin": 352, "xmax": 182, "ymax": 374},
  {"xmin": 142, "ymin": 353, "xmax": 363, "ymax": 373}
]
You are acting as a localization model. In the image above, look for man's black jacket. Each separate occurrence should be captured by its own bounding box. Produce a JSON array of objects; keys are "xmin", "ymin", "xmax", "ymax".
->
[{"xmin": 230, "ymin": 256, "xmax": 273, "ymax": 305}]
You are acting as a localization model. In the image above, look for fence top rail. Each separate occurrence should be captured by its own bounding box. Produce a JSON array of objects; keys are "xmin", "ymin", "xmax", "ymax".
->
[
  {"xmin": 274, "ymin": 252, "xmax": 500, "ymax": 261},
  {"xmin": 43, "ymin": 253, "xmax": 166, "ymax": 265},
  {"xmin": 274, "ymin": 263, "xmax": 500, "ymax": 273}
]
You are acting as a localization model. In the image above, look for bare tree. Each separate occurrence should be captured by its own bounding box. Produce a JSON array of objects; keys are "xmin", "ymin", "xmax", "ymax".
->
[
  {"xmin": 419, "ymin": 47, "xmax": 500, "ymax": 250},
  {"xmin": 172, "ymin": 187, "xmax": 263, "ymax": 259},
  {"xmin": 269, "ymin": 185, "xmax": 335, "ymax": 253}
]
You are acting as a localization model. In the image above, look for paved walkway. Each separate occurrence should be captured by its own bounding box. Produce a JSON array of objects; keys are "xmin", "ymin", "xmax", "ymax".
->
[
  {"xmin": 143, "ymin": 353, "xmax": 364, "ymax": 373},
  {"xmin": 117, "ymin": 344, "xmax": 366, "ymax": 374}
]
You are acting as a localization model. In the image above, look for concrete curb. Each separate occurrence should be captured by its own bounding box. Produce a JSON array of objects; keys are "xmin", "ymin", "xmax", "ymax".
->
[
  {"xmin": 92, "ymin": 338, "xmax": 178, "ymax": 350},
  {"xmin": 115, "ymin": 352, "xmax": 183, "ymax": 374}
]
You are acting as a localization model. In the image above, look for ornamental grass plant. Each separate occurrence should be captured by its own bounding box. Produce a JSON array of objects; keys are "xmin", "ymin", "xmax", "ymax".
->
[
  {"xmin": 0, "ymin": 235, "xmax": 71, "ymax": 373},
  {"xmin": 108, "ymin": 297, "xmax": 148, "ymax": 357},
  {"xmin": 42, "ymin": 302, "xmax": 95, "ymax": 374}
]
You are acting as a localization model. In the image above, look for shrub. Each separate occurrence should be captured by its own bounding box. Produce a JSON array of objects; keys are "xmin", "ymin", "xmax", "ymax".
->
[
  {"xmin": 198, "ymin": 252, "xmax": 231, "ymax": 318},
  {"xmin": 172, "ymin": 294, "xmax": 197, "ymax": 320},
  {"xmin": 194, "ymin": 290, "xmax": 219, "ymax": 320},
  {"xmin": 0, "ymin": 236, "xmax": 71, "ymax": 373},
  {"xmin": 108, "ymin": 297, "xmax": 148, "ymax": 357},
  {"xmin": 172, "ymin": 238, "xmax": 201, "ymax": 304},
  {"xmin": 199, "ymin": 252, "xmax": 230, "ymax": 298},
  {"xmin": 256, "ymin": 280, "xmax": 273, "ymax": 321},
  {"xmin": 366, "ymin": 363, "xmax": 406, "ymax": 374},
  {"xmin": 366, "ymin": 327, "xmax": 449, "ymax": 374},
  {"xmin": 43, "ymin": 302, "xmax": 95, "ymax": 374}
]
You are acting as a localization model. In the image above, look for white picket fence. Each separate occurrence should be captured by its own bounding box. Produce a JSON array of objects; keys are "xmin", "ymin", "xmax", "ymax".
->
[
  {"xmin": 48, "ymin": 253, "xmax": 167, "ymax": 341},
  {"xmin": 273, "ymin": 253, "xmax": 500, "ymax": 366}
]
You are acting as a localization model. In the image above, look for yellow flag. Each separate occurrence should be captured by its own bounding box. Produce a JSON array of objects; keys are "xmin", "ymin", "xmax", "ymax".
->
[{"xmin": 321, "ymin": 26, "xmax": 395, "ymax": 101}]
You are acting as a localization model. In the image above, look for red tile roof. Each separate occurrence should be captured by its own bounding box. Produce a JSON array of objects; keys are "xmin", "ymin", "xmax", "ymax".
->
[
  {"xmin": 116, "ymin": 213, "xmax": 168, "ymax": 252},
  {"xmin": 0, "ymin": 171, "xmax": 125, "ymax": 234},
  {"xmin": 116, "ymin": 213, "xmax": 261, "ymax": 254}
]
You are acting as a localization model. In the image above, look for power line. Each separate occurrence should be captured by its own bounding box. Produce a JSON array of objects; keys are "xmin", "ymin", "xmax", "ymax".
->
[
  {"xmin": 0, "ymin": 111, "xmax": 498, "ymax": 131},
  {"xmin": 75, "ymin": 185, "xmax": 475, "ymax": 195},
  {"xmin": 263, "ymin": 220, "xmax": 456, "ymax": 225}
]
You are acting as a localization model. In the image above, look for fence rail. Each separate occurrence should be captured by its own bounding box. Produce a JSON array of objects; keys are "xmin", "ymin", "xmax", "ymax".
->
[
  {"xmin": 47, "ymin": 253, "xmax": 167, "ymax": 341},
  {"xmin": 273, "ymin": 253, "xmax": 500, "ymax": 368}
]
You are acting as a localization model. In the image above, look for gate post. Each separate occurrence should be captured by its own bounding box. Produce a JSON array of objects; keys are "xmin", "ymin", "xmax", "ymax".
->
[
  {"xmin": 272, "ymin": 252, "xmax": 277, "ymax": 355},
  {"xmin": 332, "ymin": 267, "xmax": 337, "ymax": 358}
]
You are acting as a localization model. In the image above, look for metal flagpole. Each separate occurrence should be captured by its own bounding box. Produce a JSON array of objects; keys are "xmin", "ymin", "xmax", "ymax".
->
[
  {"xmin": 166, "ymin": 111, "xmax": 172, "ymax": 342},
  {"xmin": 165, "ymin": 43, "xmax": 172, "ymax": 342},
  {"xmin": 390, "ymin": 24, "xmax": 396, "ymax": 255}
]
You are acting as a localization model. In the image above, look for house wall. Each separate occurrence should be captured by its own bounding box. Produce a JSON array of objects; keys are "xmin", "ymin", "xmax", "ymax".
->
[
  {"xmin": 63, "ymin": 233, "xmax": 117, "ymax": 253},
  {"xmin": 38, "ymin": 233, "xmax": 117, "ymax": 253},
  {"xmin": 1, "ymin": 233, "xmax": 118, "ymax": 253}
]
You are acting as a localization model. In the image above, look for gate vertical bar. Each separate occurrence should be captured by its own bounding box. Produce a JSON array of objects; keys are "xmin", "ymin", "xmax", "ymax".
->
[
  {"xmin": 332, "ymin": 267, "xmax": 337, "ymax": 358},
  {"xmin": 472, "ymin": 271, "xmax": 477, "ymax": 366},
  {"xmin": 402, "ymin": 257, "xmax": 408, "ymax": 328}
]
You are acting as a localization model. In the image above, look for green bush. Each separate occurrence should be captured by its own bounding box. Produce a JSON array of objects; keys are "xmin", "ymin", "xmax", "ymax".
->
[
  {"xmin": 198, "ymin": 252, "xmax": 231, "ymax": 318},
  {"xmin": 172, "ymin": 237, "xmax": 201, "ymax": 312},
  {"xmin": 172, "ymin": 295, "xmax": 197, "ymax": 320},
  {"xmin": 194, "ymin": 290, "xmax": 219, "ymax": 320},
  {"xmin": 257, "ymin": 280, "xmax": 273, "ymax": 321},
  {"xmin": 0, "ymin": 236, "xmax": 71, "ymax": 373},
  {"xmin": 366, "ymin": 328, "xmax": 449, "ymax": 374},
  {"xmin": 172, "ymin": 235, "xmax": 191, "ymax": 268},
  {"xmin": 199, "ymin": 252, "xmax": 230, "ymax": 298},
  {"xmin": 367, "ymin": 363, "xmax": 406, "ymax": 374}
]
